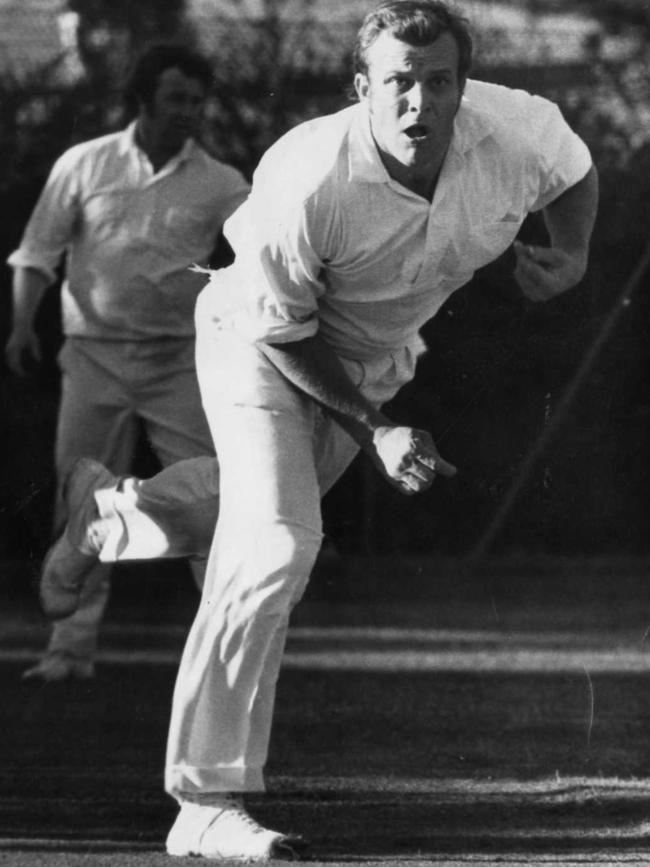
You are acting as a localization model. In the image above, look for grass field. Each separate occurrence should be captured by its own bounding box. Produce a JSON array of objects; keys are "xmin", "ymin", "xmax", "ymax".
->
[{"xmin": 2, "ymin": 555, "xmax": 650, "ymax": 865}]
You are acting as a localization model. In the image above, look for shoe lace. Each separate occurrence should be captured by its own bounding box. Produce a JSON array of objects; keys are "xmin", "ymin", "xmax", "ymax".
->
[{"xmin": 225, "ymin": 801, "xmax": 269, "ymax": 835}]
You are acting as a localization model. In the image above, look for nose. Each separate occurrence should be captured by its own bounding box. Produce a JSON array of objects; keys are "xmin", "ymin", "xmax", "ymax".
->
[
  {"xmin": 181, "ymin": 100, "xmax": 201, "ymax": 118},
  {"xmin": 176, "ymin": 97, "xmax": 204, "ymax": 121},
  {"xmin": 407, "ymin": 81, "xmax": 431, "ymax": 113}
]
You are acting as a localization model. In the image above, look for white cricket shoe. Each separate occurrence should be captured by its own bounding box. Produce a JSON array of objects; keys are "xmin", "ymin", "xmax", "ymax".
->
[{"xmin": 166, "ymin": 797, "xmax": 305, "ymax": 861}]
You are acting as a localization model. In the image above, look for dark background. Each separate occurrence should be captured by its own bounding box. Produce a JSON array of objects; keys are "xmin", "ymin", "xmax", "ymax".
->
[{"xmin": 2, "ymin": 0, "xmax": 650, "ymax": 565}]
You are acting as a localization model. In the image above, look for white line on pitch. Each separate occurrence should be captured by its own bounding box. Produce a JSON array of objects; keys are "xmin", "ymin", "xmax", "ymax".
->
[{"xmin": 4, "ymin": 643, "xmax": 650, "ymax": 673}]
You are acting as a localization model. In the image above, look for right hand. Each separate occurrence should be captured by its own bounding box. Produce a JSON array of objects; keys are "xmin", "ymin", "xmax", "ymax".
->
[
  {"xmin": 5, "ymin": 327, "xmax": 41, "ymax": 376},
  {"xmin": 370, "ymin": 425, "xmax": 457, "ymax": 495}
]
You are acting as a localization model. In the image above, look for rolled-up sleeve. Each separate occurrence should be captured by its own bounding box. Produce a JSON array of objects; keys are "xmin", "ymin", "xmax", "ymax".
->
[
  {"xmin": 7, "ymin": 149, "xmax": 81, "ymax": 282},
  {"xmin": 528, "ymin": 96, "xmax": 593, "ymax": 212},
  {"xmin": 203, "ymin": 143, "xmax": 334, "ymax": 345}
]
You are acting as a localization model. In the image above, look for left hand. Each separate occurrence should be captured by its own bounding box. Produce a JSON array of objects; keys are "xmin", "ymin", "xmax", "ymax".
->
[
  {"xmin": 371, "ymin": 425, "xmax": 457, "ymax": 495},
  {"xmin": 513, "ymin": 240, "xmax": 587, "ymax": 302}
]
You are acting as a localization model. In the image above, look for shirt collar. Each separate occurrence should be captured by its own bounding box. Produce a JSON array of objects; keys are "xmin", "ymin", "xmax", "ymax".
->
[
  {"xmin": 348, "ymin": 104, "xmax": 389, "ymax": 183},
  {"xmin": 347, "ymin": 85, "xmax": 494, "ymax": 184},
  {"xmin": 119, "ymin": 120, "xmax": 197, "ymax": 166}
]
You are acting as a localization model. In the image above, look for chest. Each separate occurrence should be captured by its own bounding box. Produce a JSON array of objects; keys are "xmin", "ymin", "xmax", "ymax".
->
[
  {"xmin": 326, "ymin": 156, "xmax": 530, "ymax": 300},
  {"xmin": 77, "ymin": 162, "xmax": 221, "ymax": 243}
]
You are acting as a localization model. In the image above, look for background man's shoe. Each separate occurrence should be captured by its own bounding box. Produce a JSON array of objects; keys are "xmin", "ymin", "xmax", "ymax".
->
[
  {"xmin": 22, "ymin": 652, "xmax": 95, "ymax": 683},
  {"xmin": 39, "ymin": 458, "xmax": 117, "ymax": 620},
  {"xmin": 166, "ymin": 797, "xmax": 306, "ymax": 860}
]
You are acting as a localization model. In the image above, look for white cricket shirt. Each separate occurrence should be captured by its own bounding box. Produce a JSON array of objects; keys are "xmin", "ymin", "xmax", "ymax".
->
[{"xmin": 199, "ymin": 79, "xmax": 592, "ymax": 360}]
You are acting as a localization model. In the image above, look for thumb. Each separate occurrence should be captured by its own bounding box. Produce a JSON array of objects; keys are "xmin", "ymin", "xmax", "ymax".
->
[
  {"xmin": 419, "ymin": 453, "xmax": 457, "ymax": 477},
  {"xmin": 435, "ymin": 456, "xmax": 457, "ymax": 478},
  {"xmin": 518, "ymin": 244, "xmax": 567, "ymax": 268}
]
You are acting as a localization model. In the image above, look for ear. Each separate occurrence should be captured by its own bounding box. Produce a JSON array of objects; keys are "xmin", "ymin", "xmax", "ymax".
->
[{"xmin": 354, "ymin": 72, "xmax": 369, "ymax": 101}]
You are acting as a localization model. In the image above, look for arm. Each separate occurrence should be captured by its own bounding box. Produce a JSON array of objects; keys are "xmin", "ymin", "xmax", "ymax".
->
[
  {"xmin": 514, "ymin": 164, "xmax": 599, "ymax": 302},
  {"xmin": 261, "ymin": 334, "xmax": 456, "ymax": 495},
  {"xmin": 5, "ymin": 267, "xmax": 52, "ymax": 375},
  {"xmin": 6, "ymin": 150, "xmax": 80, "ymax": 374}
]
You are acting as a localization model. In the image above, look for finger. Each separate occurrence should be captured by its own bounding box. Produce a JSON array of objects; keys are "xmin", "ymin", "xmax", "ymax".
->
[
  {"xmin": 516, "ymin": 275, "xmax": 545, "ymax": 302},
  {"xmin": 514, "ymin": 241, "xmax": 564, "ymax": 269},
  {"xmin": 515, "ymin": 264, "xmax": 555, "ymax": 302},
  {"xmin": 513, "ymin": 240, "xmax": 538, "ymax": 264},
  {"xmin": 394, "ymin": 475, "xmax": 418, "ymax": 495},
  {"xmin": 398, "ymin": 472, "xmax": 433, "ymax": 495},
  {"xmin": 431, "ymin": 456, "xmax": 457, "ymax": 478},
  {"xmin": 417, "ymin": 453, "xmax": 438, "ymax": 470},
  {"xmin": 514, "ymin": 251, "xmax": 544, "ymax": 279},
  {"xmin": 524, "ymin": 246, "xmax": 568, "ymax": 268},
  {"xmin": 408, "ymin": 462, "xmax": 437, "ymax": 484},
  {"xmin": 416, "ymin": 453, "xmax": 457, "ymax": 476}
]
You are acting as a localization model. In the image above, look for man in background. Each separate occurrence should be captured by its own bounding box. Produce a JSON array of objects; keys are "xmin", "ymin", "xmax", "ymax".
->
[{"xmin": 5, "ymin": 43, "xmax": 249, "ymax": 682}]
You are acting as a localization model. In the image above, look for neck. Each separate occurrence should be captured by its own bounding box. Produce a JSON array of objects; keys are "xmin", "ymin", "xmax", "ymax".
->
[
  {"xmin": 381, "ymin": 149, "xmax": 446, "ymax": 202},
  {"xmin": 371, "ymin": 129, "xmax": 450, "ymax": 202},
  {"xmin": 135, "ymin": 121, "xmax": 185, "ymax": 172},
  {"xmin": 405, "ymin": 169, "xmax": 441, "ymax": 201}
]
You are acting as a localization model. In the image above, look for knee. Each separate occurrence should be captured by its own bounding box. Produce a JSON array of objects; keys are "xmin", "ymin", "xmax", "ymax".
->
[
  {"xmin": 262, "ymin": 520, "xmax": 323, "ymax": 579},
  {"xmin": 245, "ymin": 520, "xmax": 323, "ymax": 609}
]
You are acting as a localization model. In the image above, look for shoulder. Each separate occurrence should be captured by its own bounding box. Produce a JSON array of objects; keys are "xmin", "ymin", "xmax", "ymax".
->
[
  {"xmin": 190, "ymin": 144, "xmax": 249, "ymax": 184},
  {"xmin": 460, "ymin": 79, "xmax": 567, "ymax": 152},
  {"xmin": 54, "ymin": 129, "xmax": 124, "ymax": 172},
  {"xmin": 254, "ymin": 105, "xmax": 357, "ymax": 199},
  {"xmin": 463, "ymin": 79, "xmax": 562, "ymax": 122}
]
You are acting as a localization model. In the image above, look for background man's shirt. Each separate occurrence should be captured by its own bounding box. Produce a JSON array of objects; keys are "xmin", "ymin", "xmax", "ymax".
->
[{"xmin": 8, "ymin": 122, "xmax": 250, "ymax": 340}]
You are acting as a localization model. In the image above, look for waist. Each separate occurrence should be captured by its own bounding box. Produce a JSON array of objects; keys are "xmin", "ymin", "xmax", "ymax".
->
[{"xmin": 318, "ymin": 322, "xmax": 425, "ymax": 363}]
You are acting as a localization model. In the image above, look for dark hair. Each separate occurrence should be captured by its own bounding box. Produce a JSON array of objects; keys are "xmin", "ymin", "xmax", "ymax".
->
[
  {"xmin": 353, "ymin": 0, "xmax": 473, "ymax": 82},
  {"xmin": 123, "ymin": 44, "xmax": 214, "ymax": 114}
]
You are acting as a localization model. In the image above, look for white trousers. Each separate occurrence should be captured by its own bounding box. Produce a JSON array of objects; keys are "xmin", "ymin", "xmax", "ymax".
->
[{"xmin": 89, "ymin": 316, "xmax": 417, "ymax": 801}]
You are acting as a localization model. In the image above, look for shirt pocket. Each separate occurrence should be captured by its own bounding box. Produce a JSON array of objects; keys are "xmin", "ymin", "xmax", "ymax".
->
[{"xmin": 83, "ymin": 192, "xmax": 131, "ymax": 240}]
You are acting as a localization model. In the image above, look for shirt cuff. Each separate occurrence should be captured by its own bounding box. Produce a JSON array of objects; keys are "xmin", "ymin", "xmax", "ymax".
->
[{"xmin": 6, "ymin": 248, "xmax": 58, "ymax": 283}]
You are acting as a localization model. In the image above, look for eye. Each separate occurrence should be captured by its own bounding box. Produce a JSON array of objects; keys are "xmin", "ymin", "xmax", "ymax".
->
[
  {"xmin": 385, "ymin": 74, "xmax": 411, "ymax": 93},
  {"xmin": 429, "ymin": 74, "xmax": 452, "ymax": 89}
]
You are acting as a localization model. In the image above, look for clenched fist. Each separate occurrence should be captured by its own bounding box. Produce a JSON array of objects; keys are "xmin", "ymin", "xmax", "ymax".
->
[{"xmin": 370, "ymin": 425, "xmax": 457, "ymax": 495}]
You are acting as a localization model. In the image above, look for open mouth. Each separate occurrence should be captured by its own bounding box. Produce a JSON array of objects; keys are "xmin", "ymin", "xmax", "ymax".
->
[{"xmin": 404, "ymin": 123, "xmax": 429, "ymax": 140}]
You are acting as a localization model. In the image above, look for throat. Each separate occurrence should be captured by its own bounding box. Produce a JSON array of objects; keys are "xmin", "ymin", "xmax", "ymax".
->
[
  {"xmin": 376, "ymin": 141, "xmax": 446, "ymax": 202},
  {"xmin": 135, "ymin": 125, "xmax": 181, "ymax": 173},
  {"xmin": 408, "ymin": 171, "xmax": 440, "ymax": 201},
  {"xmin": 394, "ymin": 163, "xmax": 443, "ymax": 202}
]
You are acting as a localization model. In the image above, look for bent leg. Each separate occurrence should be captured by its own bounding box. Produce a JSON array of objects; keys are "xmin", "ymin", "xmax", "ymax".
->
[
  {"xmin": 137, "ymin": 340, "xmax": 216, "ymax": 585},
  {"xmin": 88, "ymin": 338, "xmax": 219, "ymax": 564},
  {"xmin": 93, "ymin": 456, "xmax": 220, "ymax": 562}
]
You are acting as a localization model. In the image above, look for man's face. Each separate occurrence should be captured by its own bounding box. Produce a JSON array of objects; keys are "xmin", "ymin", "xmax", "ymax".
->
[
  {"xmin": 141, "ymin": 67, "xmax": 207, "ymax": 149},
  {"xmin": 354, "ymin": 31, "xmax": 464, "ymax": 185}
]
